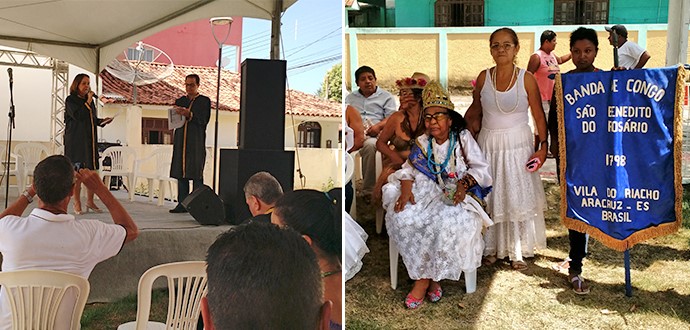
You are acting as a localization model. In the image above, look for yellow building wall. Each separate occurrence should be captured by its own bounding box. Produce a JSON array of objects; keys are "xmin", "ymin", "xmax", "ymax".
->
[
  {"xmin": 647, "ymin": 30, "xmax": 670, "ymax": 68},
  {"xmin": 348, "ymin": 29, "xmax": 690, "ymax": 90},
  {"xmin": 354, "ymin": 34, "xmax": 439, "ymax": 91},
  {"xmin": 447, "ymin": 32, "xmax": 535, "ymax": 87}
]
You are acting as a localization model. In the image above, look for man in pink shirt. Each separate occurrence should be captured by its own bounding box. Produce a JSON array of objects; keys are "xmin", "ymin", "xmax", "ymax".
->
[{"xmin": 528, "ymin": 30, "xmax": 571, "ymax": 150}]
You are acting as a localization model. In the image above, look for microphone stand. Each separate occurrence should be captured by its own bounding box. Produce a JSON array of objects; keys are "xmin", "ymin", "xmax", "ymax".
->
[{"xmin": 5, "ymin": 69, "xmax": 15, "ymax": 207}]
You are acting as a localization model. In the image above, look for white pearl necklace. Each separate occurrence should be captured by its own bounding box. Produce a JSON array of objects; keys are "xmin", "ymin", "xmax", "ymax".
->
[{"xmin": 492, "ymin": 65, "xmax": 519, "ymax": 114}]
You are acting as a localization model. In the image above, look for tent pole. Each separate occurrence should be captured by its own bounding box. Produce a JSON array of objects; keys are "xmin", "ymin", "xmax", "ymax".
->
[{"xmin": 270, "ymin": 0, "xmax": 283, "ymax": 60}]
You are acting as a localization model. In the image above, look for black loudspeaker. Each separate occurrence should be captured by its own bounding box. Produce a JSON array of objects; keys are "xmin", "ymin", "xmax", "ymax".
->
[
  {"xmin": 181, "ymin": 185, "xmax": 225, "ymax": 225},
  {"xmin": 219, "ymin": 149, "xmax": 294, "ymax": 224},
  {"xmin": 239, "ymin": 59, "xmax": 286, "ymax": 150}
]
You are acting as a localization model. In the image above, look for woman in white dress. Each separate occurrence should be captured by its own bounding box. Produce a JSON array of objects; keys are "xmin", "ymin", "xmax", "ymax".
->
[
  {"xmin": 465, "ymin": 27, "xmax": 548, "ymax": 270},
  {"xmin": 382, "ymin": 81, "xmax": 493, "ymax": 309}
]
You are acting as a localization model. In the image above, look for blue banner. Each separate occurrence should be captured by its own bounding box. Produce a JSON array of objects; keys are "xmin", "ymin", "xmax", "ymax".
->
[{"xmin": 556, "ymin": 66, "xmax": 684, "ymax": 251}]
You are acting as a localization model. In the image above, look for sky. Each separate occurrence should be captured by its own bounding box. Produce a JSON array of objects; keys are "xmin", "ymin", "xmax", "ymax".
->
[{"xmin": 240, "ymin": 0, "xmax": 342, "ymax": 95}]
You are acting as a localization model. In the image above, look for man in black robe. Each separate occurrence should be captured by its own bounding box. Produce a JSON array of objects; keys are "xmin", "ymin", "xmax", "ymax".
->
[{"xmin": 169, "ymin": 74, "xmax": 211, "ymax": 213}]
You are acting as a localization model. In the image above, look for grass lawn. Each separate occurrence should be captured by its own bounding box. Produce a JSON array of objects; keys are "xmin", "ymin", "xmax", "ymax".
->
[{"xmin": 345, "ymin": 182, "xmax": 690, "ymax": 329}]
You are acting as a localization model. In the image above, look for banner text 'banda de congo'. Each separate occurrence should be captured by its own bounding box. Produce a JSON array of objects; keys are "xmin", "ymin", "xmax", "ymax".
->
[{"xmin": 555, "ymin": 66, "xmax": 685, "ymax": 251}]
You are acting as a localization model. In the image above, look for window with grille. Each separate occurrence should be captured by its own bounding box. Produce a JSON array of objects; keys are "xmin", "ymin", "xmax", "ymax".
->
[
  {"xmin": 554, "ymin": 0, "xmax": 608, "ymax": 25},
  {"xmin": 142, "ymin": 118, "xmax": 172, "ymax": 144},
  {"xmin": 435, "ymin": 0, "xmax": 484, "ymax": 27},
  {"xmin": 297, "ymin": 122, "xmax": 321, "ymax": 148}
]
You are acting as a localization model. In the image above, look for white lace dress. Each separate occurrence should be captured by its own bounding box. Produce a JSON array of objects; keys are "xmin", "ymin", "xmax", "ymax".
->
[
  {"xmin": 344, "ymin": 212, "xmax": 369, "ymax": 281},
  {"xmin": 344, "ymin": 122, "xmax": 370, "ymax": 281},
  {"xmin": 478, "ymin": 68, "xmax": 547, "ymax": 261},
  {"xmin": 382, "ymin": 131, "xmax": 493, "ymax": 281}
]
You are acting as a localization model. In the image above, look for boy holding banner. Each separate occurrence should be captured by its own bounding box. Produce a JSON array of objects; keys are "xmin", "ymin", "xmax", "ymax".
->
[
  {"xmin": 548, "ymin": 27, "xmax": 600, "ymax": 295},
  {"xmin": 549, "ymin": 26, "xmax": 683, "ymax": 295}
]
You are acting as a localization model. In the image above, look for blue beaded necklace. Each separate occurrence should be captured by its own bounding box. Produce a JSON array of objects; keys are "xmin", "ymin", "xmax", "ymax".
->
[{"xmin": 427, "ymin": 133, "xmax": 455, "ymax": 174}]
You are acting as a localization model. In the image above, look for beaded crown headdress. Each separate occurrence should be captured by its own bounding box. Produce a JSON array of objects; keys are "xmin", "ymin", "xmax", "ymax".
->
[{"xmin": 422, "ymin": 80, "xmax": 455, "ymax": 111}]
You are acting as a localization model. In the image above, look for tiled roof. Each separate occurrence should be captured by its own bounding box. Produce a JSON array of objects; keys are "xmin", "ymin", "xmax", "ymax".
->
[{"xmin": 100, "ymin": 62, "xmax": 341, "ymax": 118}]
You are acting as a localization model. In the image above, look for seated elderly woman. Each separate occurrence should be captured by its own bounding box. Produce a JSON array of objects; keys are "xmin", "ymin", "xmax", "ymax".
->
[
  {"xmin": 382, "ymin": 81, "xmax": 493, "ymax": 309},
  {"xmin": 272, "ymin": 189, "xmax": 342, "ymax": 329}
]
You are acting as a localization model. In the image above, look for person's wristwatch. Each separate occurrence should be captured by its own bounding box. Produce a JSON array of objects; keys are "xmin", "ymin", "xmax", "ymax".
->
[{"xmin": 22, "ymin": 190, "xmax": 33, "ymax": 203}]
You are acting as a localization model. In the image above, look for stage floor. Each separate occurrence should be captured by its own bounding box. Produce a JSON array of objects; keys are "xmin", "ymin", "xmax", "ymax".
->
[{"xmin": 0, "ymin": 189, "xmax": 233, "ymax": 302}]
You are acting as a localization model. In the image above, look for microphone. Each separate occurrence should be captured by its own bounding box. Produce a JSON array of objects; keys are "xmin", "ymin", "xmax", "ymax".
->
[{"xmin": 7, "ymin": 68, "xmax": 12, "ymax": 84}]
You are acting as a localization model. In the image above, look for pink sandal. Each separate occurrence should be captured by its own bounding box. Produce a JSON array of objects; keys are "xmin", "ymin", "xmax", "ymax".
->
[
  {"xmin": 404, "ymin": 293, "xmax": 424, "ymax": 309},
  {"xmin": 426, "ymin": 286, "xmax": 443, "ymax": 302}
]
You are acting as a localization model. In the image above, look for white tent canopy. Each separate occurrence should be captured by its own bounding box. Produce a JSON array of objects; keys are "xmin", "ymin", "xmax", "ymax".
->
[{"xmin": 0, "ymin": 0, "xmax": 296, "ymax": 73}]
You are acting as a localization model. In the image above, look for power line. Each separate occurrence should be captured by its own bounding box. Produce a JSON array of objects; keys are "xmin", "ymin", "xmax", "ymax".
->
[
  {"xmin": 287, "ymin": 54, "xmax": 341, "ymax": 71},
  {"xmin": 284, "ymin": 26, "xmax": 341, "ymax": 58}
]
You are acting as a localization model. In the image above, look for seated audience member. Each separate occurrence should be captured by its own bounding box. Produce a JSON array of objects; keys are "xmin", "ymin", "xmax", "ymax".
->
[
  {"xmin": 241, "ymin": 171, "xmax": 284, "ymax": 224},
  {"xmin": 272, "ymin": 189, "xmax": 342, "ymax": 328},
  {"xmin": 382, "ymin": 81, "xmax": 492, "ymax": 309},
  {"xmin": 201, "ymin": 222, "xmax": 332, "ymax": 330},
  {"xmin": 345, "ymin": 65, "xmax": 397, "ymax": 199},
  {"xmin": 0, "ymin": 155, "xmax": 138, "ymax": 330}
]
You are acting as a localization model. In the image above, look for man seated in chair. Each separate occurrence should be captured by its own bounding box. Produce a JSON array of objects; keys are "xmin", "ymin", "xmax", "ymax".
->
[
  {"xmin": 201, "ymin": 222, "xmax": 332, "ymax": 330},
  {"xmin": 0, "ymin": 155, "xmax": 139, "ymax": 330},
  {"xmin": 241, "ymin": 171, "xmax": 283, "ymax": 224}
]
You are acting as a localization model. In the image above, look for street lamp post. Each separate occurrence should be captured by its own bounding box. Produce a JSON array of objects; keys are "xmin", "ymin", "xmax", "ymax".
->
[{"xmin": 209, "ymin": 17, "xmax": 233, "ymax": 192}]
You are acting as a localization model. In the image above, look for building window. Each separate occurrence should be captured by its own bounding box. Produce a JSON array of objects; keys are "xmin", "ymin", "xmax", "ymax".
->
[
  {"xmin": 127, "ymin": 47, "xmax": 154, "ymax": 62},
  {"xmin": 554, "ymin": 0, "xmax": 608, "ymax": 25},
  {"xmin": 298, "ymin": 122, "xmax": 321, "ymax": 148},
  {"xmin": 142, "ymin": 118, "xmax": 172, "ymax": 145},
  {"xmin": 435, "ymin": 0, "xmax": 484, "ymax": 27}
]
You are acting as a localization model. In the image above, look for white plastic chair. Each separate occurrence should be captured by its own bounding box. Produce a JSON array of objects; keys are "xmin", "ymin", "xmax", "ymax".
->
[
  {"xmin": 134, "ymin": 147, "xmax": 176, "ymax": 205},
  {"xmin": 100, "ymin": 146, "xmax": 137, "ymax": 201},
  {"xmin": 389, "ymin": 237, "xmax": 475, "ymax": 293},
  {"xmin": 14, "ymin": 142, "xmax": 50, "ymax": 187},
  {"xmin": 345, "ymin": 153, "xmax": 354, "ymax": 184},
  {"xmin": 0, "ymin": 269, "xmax": 90, "ymax": 330},
  {"xmin": 0, "ymin": 145, "xmax": 24, "ymax": 194},
  {"xmin": 155, "ymin": 148, "xmax": 177, "ymax": 206},
  {"xmin": 117, "ymin": 261, "xmax": 208, "ymax": 330}
]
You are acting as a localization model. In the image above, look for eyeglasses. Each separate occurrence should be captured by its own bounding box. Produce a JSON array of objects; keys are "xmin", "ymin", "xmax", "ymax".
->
[
  {"xmin": 424, "ymin": 112, "xmax": 449, "ymax": 122},
  {"xmin": 490, "ymin": 43, "xmax": 515, "ymax": 51}
]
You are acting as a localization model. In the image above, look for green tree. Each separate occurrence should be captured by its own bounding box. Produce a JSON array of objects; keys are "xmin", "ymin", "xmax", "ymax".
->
[{"xmin": 317, "ymin": 63, "xmax": 342, "ymax": 102}]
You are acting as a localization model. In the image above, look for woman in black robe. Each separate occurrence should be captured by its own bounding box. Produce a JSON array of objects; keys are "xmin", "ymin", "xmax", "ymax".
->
[{"xmin": 64, "ymin": 74, "xmax": 112, "ymax": 214}]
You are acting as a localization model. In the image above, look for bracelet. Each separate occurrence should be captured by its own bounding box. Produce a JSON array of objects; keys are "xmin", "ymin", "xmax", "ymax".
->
[
  {"xmin": 22, "ymin": 190, "xmax": 33, "ymax": 203},
  {"xmin": 539, "ymin": 140, "xmax": 548, "ymax": 149}
]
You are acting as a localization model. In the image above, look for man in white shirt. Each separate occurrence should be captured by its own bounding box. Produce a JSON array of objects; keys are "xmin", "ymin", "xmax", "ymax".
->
[
  {"xmin": 345, "ymin": 66, "xmax": 397, "ymax": 197},
  {"xmin": 606, "ymin": 24, "xmax": 651, "ymax": 69},
  {"xmin": 0, "ymin": 155, "xmax": 139, "ymax": 330}
]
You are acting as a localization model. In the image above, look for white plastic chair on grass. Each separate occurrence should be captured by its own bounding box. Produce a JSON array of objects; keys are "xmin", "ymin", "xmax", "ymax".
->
[
  {"xmin": 0, "ymin": 269, "xmax": 90, "ymax": 330},
  {"xmin": 100, "ymin": 146, "xmax": 137, "ymax": 201},
  {"xmin": 117, "ymin": 261, "xmax": 208, "ymax": 330}
]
